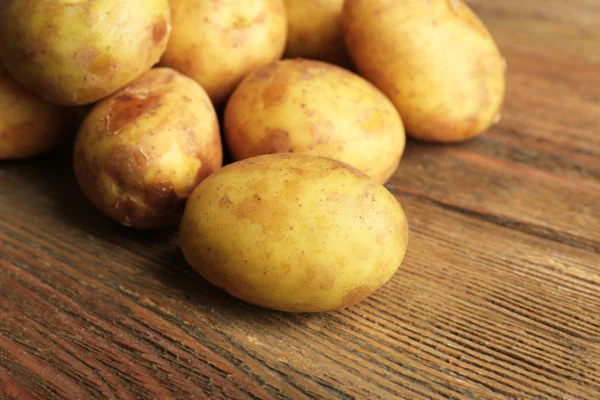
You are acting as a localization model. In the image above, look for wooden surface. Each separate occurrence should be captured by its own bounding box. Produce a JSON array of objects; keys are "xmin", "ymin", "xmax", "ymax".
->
[{"xmin": 1, "ymin": 1, "xmax": 600, "ymax": 398}]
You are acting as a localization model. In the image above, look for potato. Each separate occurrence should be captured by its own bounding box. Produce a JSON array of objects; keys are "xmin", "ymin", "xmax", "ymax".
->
[
  {"xmin": 0, "ymin": 0, "xmax": 171, "ymax": 105},
  {"xmin": 343, "ymin": 0, "xmax": 506, "ymax": 142},
  {"xmin": 74, "ymin": 68, "xmax": 222, "ymax": 229},
  {"xmin": 180, "ymin": 154, "xmax": 409, "ymax": 312},
  {"xmin": 284, "ymin": 0, "xmax": 350, "ymax": 66},
  {"xmin": 161, "ymin": 0, "xmax": 287, "ymax": 107},
  {"xmin": 224, "ymin": 59, "xmax": 405, "ymax": 183},
  {"xmin": 0, "ymin": 64, "xmax": 67, "ymax": 160}
]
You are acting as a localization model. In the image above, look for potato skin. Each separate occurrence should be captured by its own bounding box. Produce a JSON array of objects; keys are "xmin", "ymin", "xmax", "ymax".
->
[
  {"xmin": 161, "ymin": 0, "xmax": 287, "ymax": 107},
  {"xmin": 343, "ymin": 0, "xmax": 506, "ymax": 142},
  {"xmin": 0, "ymin": 0, "xmax": 171, "ymax": 106},
  {"xmin": 0, "ymin": 64, "xmax": 67, "ymax": 159},
  {"xmin": 284, "ymin": 0, "xmax": 350, "ymax": 66},
  {"xmin": 74, "ymin": 68, "xmax": 222, "ymax": 229},
  {"xmin": 224, "ymin": 59, "xmax": 405, "ymax": 183},
  {"xmin": 180, "ymin": 154, "xmax": 409, "ymax": 312}
]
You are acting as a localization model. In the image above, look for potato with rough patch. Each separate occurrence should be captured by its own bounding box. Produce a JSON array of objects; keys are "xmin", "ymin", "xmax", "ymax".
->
[
  {"xmin": 224, "ymin": 59, "xmax": 405, "ymax": 183},
  {"xmin": 74, "ymin": 68, "xmax": 222, "ymax": 229},
  {"xmin": 161, "ymin": 0, "xmax": 287, "ymax": 107},
  {"xmin": 284, "ymin": 0, "xmax": 350, "ymax": 66},
  {"xmin": 343, "ymin": 0, "xmax": 506, "ymax": 142},
  {"xmin": 180, "ymin": 154, "xmax": 409, "ymax": 312},
  {"xmin": 0, "ymin": 64, "xmax": 68, "ymax": 160},
  {"xmin": 0, "ymin": 0, "xmax": 171, "ymax": 105}
]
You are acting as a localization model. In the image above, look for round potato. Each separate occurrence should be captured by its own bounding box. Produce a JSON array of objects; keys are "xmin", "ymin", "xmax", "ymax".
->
[
  {"xmin": 343, "ymin": 0, "xmax": 506, "ymax": 142},
  {"xmin": 74, "ymin": 68, "xmax": 222, "ymax": 229},
  {"xmin": 0, "ymin": 0, "xmax": 171, "ymax": 105},
  {"xmin": 0, "ymin": 64, "xmax": 67, "ymax": 160},
  {"xmin": 224, "ymin": 59, "xmax": 405, "ymax": 183},
  {"xmin": 180, "ymin": 154, "xmax": 409, "ymax": 312},
  {"xmin": 161, "ymin": 0, "xmax": 287, "ymax": 107},
  {"xmin": 284, "ymin": 0, "xmax": 350, "ymax": 66}
]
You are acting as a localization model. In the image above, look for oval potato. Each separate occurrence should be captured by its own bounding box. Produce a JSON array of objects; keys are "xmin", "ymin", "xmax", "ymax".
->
[
  {"xmin": 284, "ymin": 0, "xmax": 350, "ymax": 66},
  {"xmin": 224, "ymin": 59, "xmax": 405, "ymax": 183},
  {"xmin": 0, "ymin": 64, "xmax": 67, "ymax": 159},
  {"xmin": 180, "ymin": 154, "xmax": 409, "ymax": 312},
  {"xmin": 161, "ymin": 0, "xmax": 287, "ymax": 107},
  {"xmin": 343, "ymin": 0, "xmax": 506, "ymax": 142},
  {"xmin": 0, "ymin": 0, "xmax": 171, "ymax": 105},
  {"xmin": 74, "ymin": 68, "xmax": 222, "ymax": 228}
]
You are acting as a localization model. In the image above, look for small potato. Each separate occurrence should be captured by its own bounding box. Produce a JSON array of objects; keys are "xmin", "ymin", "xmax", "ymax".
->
[
  {"xmin": 224, "ymin": 59, "xmax": 405, "ymax": 183},
  {"xmin": 0, "ymin": 0, "xmax": 171, "ymax": 105},
  {"xmin": 343, "ymin": 0, "xmax": 506, "ymax": 142},
  {"xmin": 161, "ymin": 0, "xmax": 287, "ymax": 107},
  {"xmin": 180, "ymin": 154, "xmax": 409, "ymax": 312},
  {"xmin": 284, "ymin": 0, "xmax": 350, "ymax": 66},
  {"xmin": 74, "ymin": 68, "xmax": 222, "ymax": 228},
  {"xmin": 0, "ymin": 64, "xmax": 67, "ymax": 160}
]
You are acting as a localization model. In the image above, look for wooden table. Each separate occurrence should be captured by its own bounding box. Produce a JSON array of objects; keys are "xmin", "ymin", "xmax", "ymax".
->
[{"xmin": 1, "ymin": 1, "xmax": 599, "ymax": 399}]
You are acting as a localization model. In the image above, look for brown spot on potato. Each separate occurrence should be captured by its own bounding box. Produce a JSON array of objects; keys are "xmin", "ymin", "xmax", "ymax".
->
[
  {"xmin": 234, "ymin": 193, "xmax": 289, "ymax": 234},
  {"xmin": 320, "ymin": 268, "xmax": 336, "ymax": 290},
  {"xmin": 146, "ymin": 180, "xmax": 180, "ymax": 207},
  {"xmin": 219, "ymin": 195, "xmax": 233, "ymax": 207},
  {"xmin": 341, "ymin": 285, "xmax": 374, "ymax": 308},
  {"xmin": 113, "ymin": 195, "xmax": 142, "ymax": 226},
  {"xmin": 261, "ymin": 82, "xmax": 287, "ymax": 108},
  {"xmin": 104, "ymin": 145, "xmax": 143, "ymax": 186},
  {"xmin": 152, "ymin": 17, "xmax": 168, "ymax": 43},
  {"xmin": 133, "ymin": 148, "xmax": 148, "ymax": 169},
  {"xmin": 261, "ymin": 129, "xmax": 291, "ymax": 153},
  {"xmin": 75, "ymin": 48, "xmax": 112, "ymax": 76},
  {"xmin": 106, "ymin": 93, "xmax": 161, "ymax": 134}
]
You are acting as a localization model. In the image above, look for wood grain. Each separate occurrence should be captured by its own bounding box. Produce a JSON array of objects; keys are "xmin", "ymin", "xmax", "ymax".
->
[{"xmin": 1, "ymin": 0, "xmax": 599, "ymax": 398}]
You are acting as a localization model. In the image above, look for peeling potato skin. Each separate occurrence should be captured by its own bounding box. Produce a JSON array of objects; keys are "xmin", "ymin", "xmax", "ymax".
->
[
  {"xmin": 343, "ymin": 0, "xmax": 506, "ymax": 143},
  {"xmin": 180, "ymin": 154, "xmax": 409, "ymax": 312},
  {"xmin": 0, "ymin": 0, "xmax": 171, "ymax": 106},
  {"xmin": 73, "ymin": 68, "xmax": 223, "ymax": 229},
  {"xmin": 283, "ymin": 0, "xmax": 351, "ymax": 67},
  {"xmin": 0, "ymin": 64, "xmax": 68, "ymax": 160},
  {"xmin": 161, "ymin": 0, "xmax": 287, "ymax": 107},
  {"xmin": 224, "ymin": 59, "xmax": 406, "ymax": 183}
]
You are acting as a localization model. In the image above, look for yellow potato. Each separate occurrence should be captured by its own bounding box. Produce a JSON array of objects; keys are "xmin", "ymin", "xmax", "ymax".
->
[
  {"xmin": 224, "ymin": 59, "xmax": 405, "ymax": 183},
  {"xmin": 284, "ymin": 0, "xmax": 351, "ymax": 66},
  {"xmin": 180, "ymin": 154, "xmax": 409, "ymax": 312},
  {"xmin": 0, "ymin": 64, "xmax": 68, "ymax": 160},
  {"xmin": 343, "ymin": 0, "xmax": 506, "ymax": 142},
  {"xmin": 74, "ymin": 68, "xmax": 222, "ymax": 229},
  {"xmin": 0, "ymin": 0, "xmax": 171, "ymax": 105},
  {"xmin": 161, "ymin": 0, "xmax": 287, "ymax": 107}
]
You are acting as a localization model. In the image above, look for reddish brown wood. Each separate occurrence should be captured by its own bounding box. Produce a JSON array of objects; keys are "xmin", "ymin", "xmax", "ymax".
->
[{"xmin": 1, "ymin": 0, "xmax": 599, "ymax": 398}]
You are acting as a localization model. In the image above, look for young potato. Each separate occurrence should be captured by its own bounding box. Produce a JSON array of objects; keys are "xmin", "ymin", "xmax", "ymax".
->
[
  {"xmin": 224, "ymin": 59, "xmax": 406, "ymax": 183},
  {"xmin": 0, "ymin": 64, "xmax": 67, "ymax": 160},
  {"xmin": 74, "ymin": 68, "xmax": 222, "ymax": 229},
  {"xmin": 284, "ymin": 0, "xmax": 351, "ymax": 66},
  {"xmin": 161, "ymin": 0, "xmax": 287, "ymax": 107},
  {"xmin": 343, "ymin": 0, "xmax": 506, "ymax": 142},
  {"xmin": 180, "ymin": 154, "xmax": 409, "ymax": 313},
  {"xmin": 0, "ymin": 0, "xmax": 171, "ymax": 106}
]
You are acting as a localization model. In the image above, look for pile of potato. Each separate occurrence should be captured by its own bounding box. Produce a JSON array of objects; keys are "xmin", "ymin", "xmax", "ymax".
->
[{"xmin": 0, "ymin": 0, "xmax": 505, "ymax": 312}]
